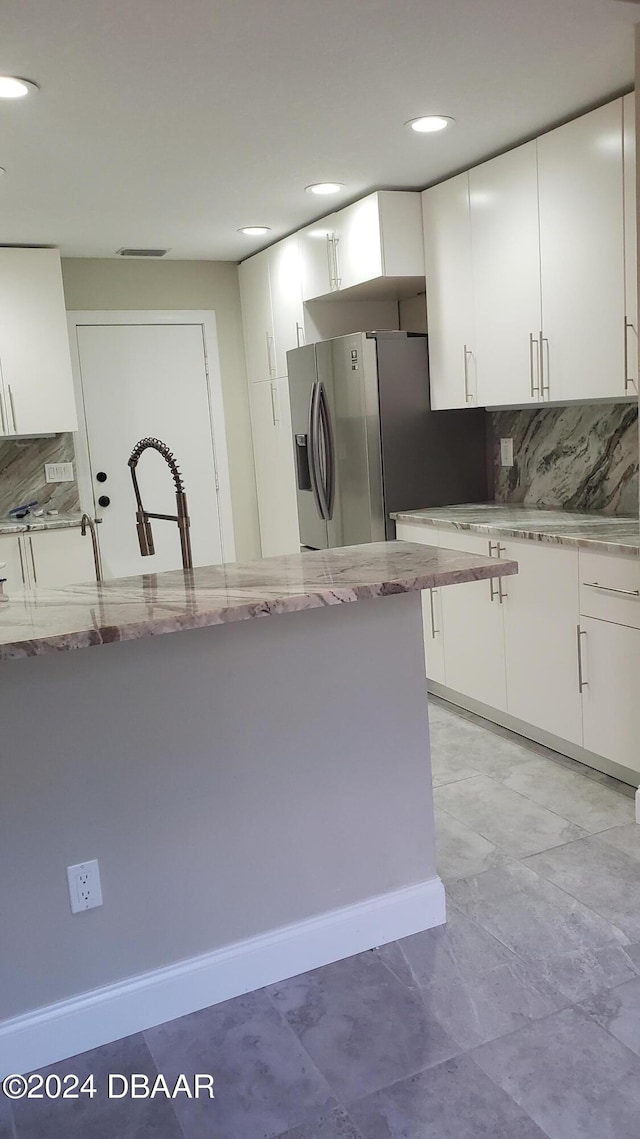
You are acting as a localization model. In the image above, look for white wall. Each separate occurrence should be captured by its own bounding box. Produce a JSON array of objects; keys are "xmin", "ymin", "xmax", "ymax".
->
[{"xmin": 61, "ymin": 259, "xmax": 260, "ymax": 560}]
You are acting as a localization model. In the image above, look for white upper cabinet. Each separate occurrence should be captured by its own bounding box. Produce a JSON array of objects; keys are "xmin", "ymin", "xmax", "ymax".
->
[
  {"xmin": 537, "ymin": 99, "xmax": 625, "ymax": 402},
  {"xmin": 239, "ymin": 248, "xmax": 276, "ymax": 384},
  {"xmin": 470, "ymin": 141, "xmax": 543, "ymax": 407},
  {"xmin": 0, "ymin": 249, "xmax": 77, "ymax": 436},
  {"xmin": 299, "ymin": 192, "xmax": 424, "ymax": 301},
  {"xmin": 298, "ymin": 214, "xmax": 339, "ymax": 301},
  {"xmin": 422, "ymin": 173, "xmax": 476, "ymax": 409},
  {"xmin": 268, "ymin": 235, "xmax": 305, "ymax": 376},
  {"xmin": 333, "ymin": 191, "xmax": 424, "ymax": 292},
  {"xmin": 623, "ymin": 92, "xmax": 637, "ymax": 395}
]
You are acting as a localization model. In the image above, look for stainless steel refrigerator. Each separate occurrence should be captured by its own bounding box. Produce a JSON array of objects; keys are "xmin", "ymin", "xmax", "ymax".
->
[{"xmin": 287, "ymin": 331, "xmax": 488, "ymax": 550}]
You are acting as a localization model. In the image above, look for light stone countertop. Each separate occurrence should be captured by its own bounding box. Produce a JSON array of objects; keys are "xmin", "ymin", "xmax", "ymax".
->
[
  {"xmin": 391, "ymin": 504, "xmax": 640, "ymax": 556},
  {"xmin": 0, "ymin": 540, "xmax": 517, "ymax": 661},
  {"xmin": 0, "ymin": 514, "xmax": 87, "ymax": 535}
]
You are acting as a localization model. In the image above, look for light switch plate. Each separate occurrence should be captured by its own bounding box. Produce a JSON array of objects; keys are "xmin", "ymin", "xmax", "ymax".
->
[
  {"xmin": 500, "ymin": 438, "xmax": 514, "ymax": 467},
  {"xmin": 45, "ymin": 462, "xmax": 74, "ymax": 483}
]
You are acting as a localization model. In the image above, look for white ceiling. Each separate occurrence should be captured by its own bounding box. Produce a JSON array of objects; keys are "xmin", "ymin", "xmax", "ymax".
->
[{"xmin": 1, "ymin": 0, "xmax": 639, "ymax": 261}]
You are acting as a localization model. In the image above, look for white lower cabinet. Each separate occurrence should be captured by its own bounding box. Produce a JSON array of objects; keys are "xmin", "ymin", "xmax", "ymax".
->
[
  {"xmin": 396, "ymin": 521, "xmax": 640, "ymax": 783},
  {"xmin": 437, "ymin": 529, "xmax": 507, "ymax": 711},
  {"xmin": 0, "ymin": 527, "xmax": 97, "ymax": 592},
  {"xmin": 501, "ymin": 538, "xmax": 582, "ymax": 746},
  {"xmin": 0, "ymin": 534, "xmax": 26, "ymax": 595},
  {"xmin": 578, "ymin": 549, "xmax": 640, "ymax": 779},
  {"xmin": 579, "ymin": 617, "xmax": 640, "ymax": 776},
  {"xmin": 28, "ymin": 528, "xmax": 97, "ymax": 587},
  {"xmin": 249, "ymin": 378, "xmax": 300, "ymax": 557}
]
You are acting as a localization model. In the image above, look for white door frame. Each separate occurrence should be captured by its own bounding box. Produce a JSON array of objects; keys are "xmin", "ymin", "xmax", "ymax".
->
[{"xmin": 68, "ymin": 310, "xmax": 235, "ymax": 564}]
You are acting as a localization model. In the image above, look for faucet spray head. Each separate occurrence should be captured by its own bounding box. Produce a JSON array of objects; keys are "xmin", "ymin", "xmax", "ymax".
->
[{"xmin": 136, "ymin": 513, "xmax": 155, "ymax": 557}]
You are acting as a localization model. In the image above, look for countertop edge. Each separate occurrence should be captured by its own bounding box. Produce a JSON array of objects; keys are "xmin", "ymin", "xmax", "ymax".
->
[
  {"xmin": 0, "ymin": 553, "xmax": 517, "ymax": 662},
  {"xmin": 391, "ymin": 512, "xmax": 639, "ymax": 556}
]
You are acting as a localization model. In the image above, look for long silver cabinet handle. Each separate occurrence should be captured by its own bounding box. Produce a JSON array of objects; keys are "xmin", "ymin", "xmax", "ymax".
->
[
  {"xmin": 270, "ymin": 382, "xmax": 279, "ymax": 426},
  {"xmin": 541, "ymin": 336, "xmax": 550, "ymax": 399},
  {"xmin": 265, "ymin": 333, "xmax": 276, "ymax": 378},
  {"xmin": 17, "ymin": 537, "xmax": 26, "ymax": 584},
  {"xmin": 332, "ymin": 236, "xmax": 341, "ymax": 289},
  {"xmin": 8, "ymin": 385, "xmax": 17, "ymax": 432},
  {"xmin": 6, "ymin": 387, "xmax": 17, "ymax": 430},
  {"xmin": 463, "ymin": 345, "xmax": 473, "ymax": 403},
  {"xmin": 0, "ymin": 391, "xmax": 6, "ymax": 434},
  {"xmin": 326, "ymin": 235, "xmax": 335, "ymax": 289},
  {"xmin": 624, "ymin": 318, "xmax": 637, "ymax": 393},
  {"xmin": 29, "ymin": 536, "xmax": 37, "ymax": 583},
  {"xmin": 577, "ymin": 625, "xmax": 587, "ymax": 692},
  {"xmin": 583, "ymin": 581, "xmax": 640, "ymax": 598},
  {"xmin": 529, "ymin": 333, "xmax": 540, "ymax": 398},
  {"xmin": 429, "ymin": 589, "xmax": 439, "ymax": 637}
]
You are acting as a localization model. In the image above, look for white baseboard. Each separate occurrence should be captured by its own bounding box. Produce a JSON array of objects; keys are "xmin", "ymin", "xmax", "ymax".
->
[{"xmin": 0, "ymin": 876, "xmax": 445, "ymax": 1080}]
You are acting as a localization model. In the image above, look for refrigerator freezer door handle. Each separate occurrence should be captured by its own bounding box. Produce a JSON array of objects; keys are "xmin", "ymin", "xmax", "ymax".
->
[
  {"xmin": 308, "ymin": 382, "xmax": 327, "ymax": 520},
  {"xmin": 318, "ymin": 381, "xmax": 335, "ymax": 521}
]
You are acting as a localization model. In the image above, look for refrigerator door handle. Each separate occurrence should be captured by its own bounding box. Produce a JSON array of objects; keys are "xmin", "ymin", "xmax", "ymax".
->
[
  {"xmin": 317, "ymin": 381, "xmax": 335, "ymax": 521},
  {"xmin": 308, "ymin": 381, "xmax": 326, "ymax": 520}
]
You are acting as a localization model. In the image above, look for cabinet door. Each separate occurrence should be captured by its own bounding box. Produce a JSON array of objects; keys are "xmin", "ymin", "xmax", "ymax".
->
[
  {"xmin": 0, "ymin": 249, "xmax": 77, "ymax": 435},
  {"xmin": 394, "ymin": 521, "xmax": 446, "ymax": 683},
  {"xmin": 249, "ymin": 379, "xmax": 300, "ymax": 557},
  {"xmin": 580, "ymin": 617, "xmax": 640, "ymax": 780},
  {"xmin": 623, "ymin": 93, "xmax": 638, "ymax": 395},
  {"xmin": 501, "ymin": 539, "xmax": 582, "ymax": 746},
  {"xmin": 538, "ymin": 100, "xmax": 625, "ymax": 401},
  {"xmin": 334, "ymin": 194, "xmax": 383, "ymax": 290},
  {"xmin": 438, "ymin": 530, "xmax": 507, "ymax": 710},
  {"xmin": 239, "ymin": 249, "xmax": 276, "ymax": 383},
  {"xmin": 299, "ymin": 216, "xmax": 337, "ymax": 300},
  {"xmin": 269, "ymin": 236, "xmax": 305, "ymax": 377},
  {"xmin": 470, "ymin": 142, "xmax": 542, "ymax": 407},
  {"xmin": 0, "ymin": 533, "xmax": 27, "ymax": 594},
  {"xmin": 422, "ymin": 174, "xmax": 476, "ymax": 409},
  {"xmin": 28, "ymin": 528, "xmax": 97, "ymax": 587}
]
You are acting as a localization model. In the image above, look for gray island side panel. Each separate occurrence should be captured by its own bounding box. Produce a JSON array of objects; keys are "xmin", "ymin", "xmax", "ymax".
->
[{"xmin": 0, "ymin": 590, "xmax": 441, "ymax": 1073}]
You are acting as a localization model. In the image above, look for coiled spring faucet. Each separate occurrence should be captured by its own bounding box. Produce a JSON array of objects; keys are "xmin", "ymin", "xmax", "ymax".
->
[{"xmin": 128, "ymin": 437, "xmax": 193, "ymax": 571}]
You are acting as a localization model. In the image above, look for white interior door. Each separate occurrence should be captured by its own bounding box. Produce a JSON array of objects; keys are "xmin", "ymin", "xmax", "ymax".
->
[{"xmin": 75, "ymin": 321, "xmax": 224, "ymax": 580}]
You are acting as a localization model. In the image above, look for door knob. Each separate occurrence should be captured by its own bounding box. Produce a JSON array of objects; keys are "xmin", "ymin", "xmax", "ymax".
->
[
  {"xmin": 96, "ymin": 471, "xmax": 107, "ymax": 483},
  {"xmin": 98, "ymin": 495, "xmax": 110, "ymax": 508}
]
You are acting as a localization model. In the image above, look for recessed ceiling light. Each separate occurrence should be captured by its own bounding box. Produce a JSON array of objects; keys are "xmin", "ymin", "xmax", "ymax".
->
[
  {"xmin": 0, "ymin": 76, "xmax": 38, "ymax": 99},
  {"xmin": 305, "ymin": 183, "xmax": 344, "ymax": 196},
  {"xmin": 406, "ymin": 115, "xmax": 454, "ymax": 133},
  {"xmin": 238, "ymin": 226, "xmax": 271, "ymax": 236}
]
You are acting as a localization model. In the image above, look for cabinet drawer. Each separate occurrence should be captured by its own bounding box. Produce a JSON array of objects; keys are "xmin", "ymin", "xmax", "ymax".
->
[
  {"xmin": 394, "ymin": 522, "xmax": 440, "ymax": 545},
  {"xmin": 579, "ymin": 550, "xmax": 640, "ymax": 628}
]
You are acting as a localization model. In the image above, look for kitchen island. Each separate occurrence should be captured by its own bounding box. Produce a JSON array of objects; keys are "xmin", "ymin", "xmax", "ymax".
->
[{"xmin": 0, "ymin": 541, "xmax": 516, "ymax": 1078}]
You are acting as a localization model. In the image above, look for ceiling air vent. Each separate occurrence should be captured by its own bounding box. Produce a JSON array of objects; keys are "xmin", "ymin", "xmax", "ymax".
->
[{"xmin": 116, "ymin": 248, "xmax": 168, "ymax": 258}]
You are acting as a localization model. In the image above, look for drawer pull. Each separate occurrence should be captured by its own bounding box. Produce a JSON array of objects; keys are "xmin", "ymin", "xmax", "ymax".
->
[{"xmin": 583, "ymin": 581, "xmax": 640, "ymax": 599}]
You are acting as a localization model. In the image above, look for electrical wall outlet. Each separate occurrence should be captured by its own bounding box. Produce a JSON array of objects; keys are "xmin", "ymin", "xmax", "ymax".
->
[
  {"xmin": 45, "ymin": 462, "xmax": 74, "ymax": 483},
  {"xmin": 67, "ymin": 859, "xmax": 103, "ymax": 914},
  {"xmin": 500, "ymin": 438, "xmax": 514, "ymax": 467}
]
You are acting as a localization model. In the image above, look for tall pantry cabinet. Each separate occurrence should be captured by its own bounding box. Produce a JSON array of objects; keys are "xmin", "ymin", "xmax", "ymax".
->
[{"xmin": 239, "ymin": 242, "xmax": 301, "ymax": 558}]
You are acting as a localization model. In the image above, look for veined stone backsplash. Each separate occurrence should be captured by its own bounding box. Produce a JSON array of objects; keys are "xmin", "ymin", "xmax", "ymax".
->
[
  {"xmin": 492, "ymin": 403, "xmax": 638, "ymax": 516},
  {"xmin": 0, "ymin": 433, "xmax": 80, "ymax": 517}
]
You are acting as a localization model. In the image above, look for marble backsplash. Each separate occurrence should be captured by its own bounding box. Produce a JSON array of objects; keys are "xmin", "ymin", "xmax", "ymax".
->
[
  {"xmin": 492, "ymin": 403, "xmax": 638, "ymax": 515},
  {"xmin": 0, "ymin": 433, "xmax": 80, "ymax": 517}
]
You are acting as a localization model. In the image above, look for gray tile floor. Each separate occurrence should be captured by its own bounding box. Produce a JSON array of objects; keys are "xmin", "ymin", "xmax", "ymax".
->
[{"xmin": 6, "ymin": 697, "xmax": 640, "ymax": 1138}]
